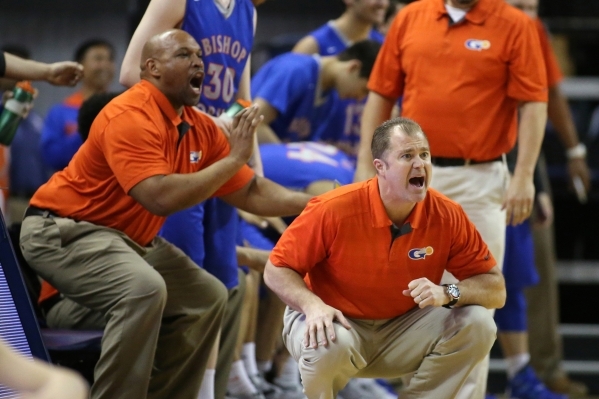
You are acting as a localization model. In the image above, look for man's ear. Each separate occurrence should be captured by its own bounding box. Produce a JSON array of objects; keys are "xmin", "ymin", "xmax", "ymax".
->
[
  {"xmin": 145, "ymin": 59, "xmax": 161, "ymax": 78},
  {"xmin": 373, "ymin": 158, "xmax": 386, "ymax": 175},
  {"xmin": 348, "ymin": 59, "xmax": 362, "ymax": 75}
]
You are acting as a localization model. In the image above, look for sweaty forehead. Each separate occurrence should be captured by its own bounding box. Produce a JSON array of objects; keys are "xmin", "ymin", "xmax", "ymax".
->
[
  {"xmin": 158, "ymin": 31, "xmax": 199, "ymax": 54},
  {"xmin": 390, "ymin": 131, "xmax": 429, "ymax": 152}
]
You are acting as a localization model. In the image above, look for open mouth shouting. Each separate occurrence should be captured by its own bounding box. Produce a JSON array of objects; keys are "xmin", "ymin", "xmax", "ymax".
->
[
  {"xmin": 409, "ymin": 176, "xmax": 425, "ymax": 189},
  {"xmin": 189, "ymin": 72, "xmax": 204, "ymax": 95}
]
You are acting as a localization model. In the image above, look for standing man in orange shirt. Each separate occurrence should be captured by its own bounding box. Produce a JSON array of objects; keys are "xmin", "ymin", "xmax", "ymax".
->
[
  {"xmin": 19, "ymin": 30, "xmax": 311, "ymax": 399},
  {"xmin": 265, "ymin": 117, "xmax": 506, "ymax": 399},
  {"xmin": 354, "ymin": 0, "xmax": 548, "ymax": 397}
]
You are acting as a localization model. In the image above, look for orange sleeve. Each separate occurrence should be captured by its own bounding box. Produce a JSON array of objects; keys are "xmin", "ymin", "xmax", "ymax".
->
[
  {"xmin": 269, "ymin": 197, "xmax": 332, "ymax": 276},
  {"xmin": 367, "ymin": 8, "xmax": 406, "ymax": 99},
  {"xmin": 103, "ymin": 110, "xmax": 172, "ymax": 194},
  {"xmin": 195, "ymin": 118, "xmax": 256, "ymax": 197},
  {"xmin": 446, "ymin": 204, "xmax": 497, "ymax": 280},
  {"xmin": 506, "ymin": 16, "xmax": 548, "ymax": 102},
  {"xmin": 213, "ymin": 165, "xmax": 255, "ymax": 197},
  {"xmin": 536, "ymin": 18, "xmax": 563, "ymax": 88}
]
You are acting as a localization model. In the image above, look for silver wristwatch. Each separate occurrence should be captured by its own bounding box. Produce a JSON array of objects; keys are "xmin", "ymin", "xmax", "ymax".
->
[{"xmin": 442, "ymin": 284, "xmax": 460, "ymax": 309}]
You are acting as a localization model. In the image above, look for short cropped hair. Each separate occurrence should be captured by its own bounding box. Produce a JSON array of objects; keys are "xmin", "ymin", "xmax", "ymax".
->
[
  {"xmin": 74, "ymin": 39, "xmax": 115, "ymax": 63},
  {"xmin": 371, "ymin": 117, "xmax": 426, "ymax": 160},
  {"xmin": 337, "ymin": 40, "xmax": 382, "ymax": 79},
  {"xmin": 78, "ymin": 92, "xmax": 122, "ymax": 142}
]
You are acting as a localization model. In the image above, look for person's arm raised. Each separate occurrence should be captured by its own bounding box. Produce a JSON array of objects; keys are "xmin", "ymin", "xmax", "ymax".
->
[
  {"xmin": 129, "ymin": 105, "xmax": 261, "ymax": 216},
  {"xmin": 119, "ymin": 0, "xmax": 186, "ymax": 87}
]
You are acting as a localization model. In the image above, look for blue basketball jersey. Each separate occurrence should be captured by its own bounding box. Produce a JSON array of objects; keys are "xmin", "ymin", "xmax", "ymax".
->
[
  {"xmin": 251, "ymin": 53, "xmax": 334, "ymax": 142},
  {"xmin": 160, "ymin": 0, "xmax": 254, "ymax": 290},
  {"xmin": 309, "ymin": 22, "xmax": 384, "ymax": 160},
  {"xmin": 182, "ymin": 0, "xmax": 255, "ymax": 116},
  {"xmin": 260, "ymin": 142, "xmax": 355, "ymax": 190}
]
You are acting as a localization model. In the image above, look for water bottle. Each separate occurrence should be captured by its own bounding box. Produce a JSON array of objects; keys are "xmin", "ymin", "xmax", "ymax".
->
[
  {"xmin": 0, "ymin": 81, "xmax": 35, "ymax": 146},
  {"xmin": 219, "ymin": 99, "xmax": 252, "ymax": 121}
]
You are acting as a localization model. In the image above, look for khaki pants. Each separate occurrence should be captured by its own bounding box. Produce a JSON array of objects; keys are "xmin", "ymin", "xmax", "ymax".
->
[
  {"xmin": 430, "ymin": 161, "xmax": 509, "ymax": 399},
  {"xmin": 283, "ymin": 305, "xmax": 496, "ymax": 399},
  {"xmin": 21, "ymin": 214, "xmax": 228, "ymax": 399}
]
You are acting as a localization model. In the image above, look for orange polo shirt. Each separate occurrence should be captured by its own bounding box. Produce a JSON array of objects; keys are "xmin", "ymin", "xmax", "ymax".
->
[
  {"xmin": 270, "ymin": 177, "xmax": 496, "ymax": 319},
  {"xmin": 369, "ymin": 0, "xmax": 548, "ymax": 161},
  {"xmin": 535, "ymin": 18, "xmax": 563, "ymax": 88},
  {"xmin": 31, "ymin": 80, "xmax": 254, "ymax": 247}
]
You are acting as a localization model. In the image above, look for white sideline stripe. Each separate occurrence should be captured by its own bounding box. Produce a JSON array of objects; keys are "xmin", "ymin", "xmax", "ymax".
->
[
  {"xmin": 489, "ymin": 359, "xmax": 599, "ymax": 374},
  {"xmin": 556, "ymin": 261, "xmax": 599, "ymax": 283},
  {"xmin": 559, "ymin": 323, "xmax": 599, "ymax": 337}
]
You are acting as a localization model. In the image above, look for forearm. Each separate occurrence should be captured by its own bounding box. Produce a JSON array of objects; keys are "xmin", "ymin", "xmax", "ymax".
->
[
  {"xmin": 548, "ymin": 86, "xmax": 580, "ymax": 149},
  {"xmin": 4, "ymin": 53, "xmax": 51, "ymax": 81},
  {"xmin": 132, "ymin": 155, "xmax": 246, "ymax": 216},
  {"xmin": 354, "ymin": 92, "xmax": 395, "ymax": 182},
  {"xmin": 0, "ymin": 341, "xmax": 88, "ymax": 396},
  {"xmin": 514, "ymin": 101, "xmax": 547, "ymax": 178},
  {"xmin": 223, "ymin": 176, "xmax": 311, "ymax": 217},
  {"xmin": 236, "ymin": 246, "xmax": 270, "ymax": 272},
  {"xmin": 455, "ymin": 267, "xmax": 506, "ymax": 309},
  {"xmin": 264, "ymin": 261, "xmax": 324, "ymax": 313}
]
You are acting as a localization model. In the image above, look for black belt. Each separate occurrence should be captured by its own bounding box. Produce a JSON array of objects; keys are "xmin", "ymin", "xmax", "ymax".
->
[
  {"xmin": 40, "ymin": 294, "xmax": 63, "ymax": 316},
  {"xmin": 431, "ymin": 156, "xmax": 502, "ymax": 167},
  {"xmin": 24, "ymin": 206, "xmax": 59, "ymax": 219}
]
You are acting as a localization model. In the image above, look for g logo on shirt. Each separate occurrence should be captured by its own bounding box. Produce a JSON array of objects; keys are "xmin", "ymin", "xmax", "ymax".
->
[
  {"xmin": 190, "ymin": 151, "xmax": 202, "ymax": 164},
  {"xmin": 408, "ymin": 246, "xmax": 434, "ymax": 260},
  {"xmin": 465, "ymin": 39, "xmax": 491, "ymax": 51}
]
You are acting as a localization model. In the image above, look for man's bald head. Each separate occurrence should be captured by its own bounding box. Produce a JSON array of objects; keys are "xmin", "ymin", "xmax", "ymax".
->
[{"xmin": 140, "ymin": 29, "xmax": 195, "ymax": 77}]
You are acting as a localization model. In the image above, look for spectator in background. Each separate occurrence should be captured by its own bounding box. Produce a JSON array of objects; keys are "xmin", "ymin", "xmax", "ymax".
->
[
  {"xmin": 40, "ymin": 39, "xmax": 115, "ymax": 171},
  {"xmin": 0, "ymin": 45, "xmax": 53, "ymax": 224},
  {"xmin": 252, "ymin": 40, "xmax": 381, "ymax": 144},
  {"xmin": 292, "ymin": 0, "xmax": 388, "ymax": 159}
]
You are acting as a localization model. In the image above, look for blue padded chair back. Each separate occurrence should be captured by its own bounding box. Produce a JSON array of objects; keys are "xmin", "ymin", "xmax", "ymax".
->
[{"xmin": 0, "ymin": 209, "xmax": 50, "ymax": 398}]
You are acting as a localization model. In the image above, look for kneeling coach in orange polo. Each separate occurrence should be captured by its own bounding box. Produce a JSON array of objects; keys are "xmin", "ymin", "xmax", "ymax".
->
[{"xmin": 264, "ymin": 117, "xmax": 506, "ymax": 399}]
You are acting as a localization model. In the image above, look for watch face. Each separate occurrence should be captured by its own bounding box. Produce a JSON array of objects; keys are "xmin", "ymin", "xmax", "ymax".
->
[{"xmin": 447, "ymin": 284, "xmax": 460, "ymax": 299}]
